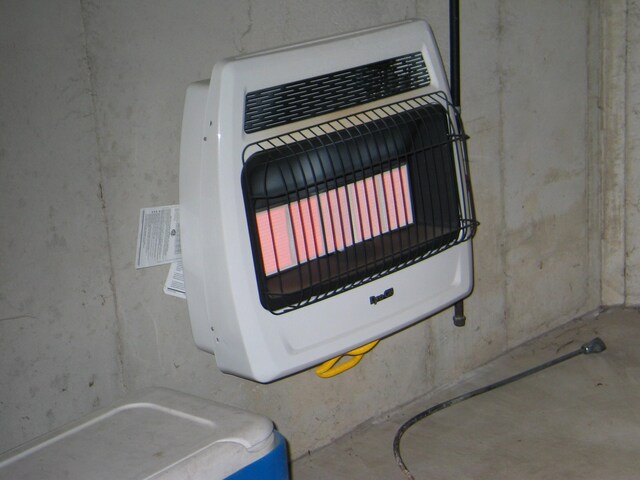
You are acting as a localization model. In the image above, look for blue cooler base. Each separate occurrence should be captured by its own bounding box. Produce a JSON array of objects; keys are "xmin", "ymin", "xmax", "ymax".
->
[{"xmin": 226, "ymin": 431, "xmax": 289, "ymax": 480}]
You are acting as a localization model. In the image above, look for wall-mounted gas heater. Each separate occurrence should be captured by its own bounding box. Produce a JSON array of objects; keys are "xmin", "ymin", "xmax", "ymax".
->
[{"xmin": 179, "ymin": 19, "xmax": 477, "ymax": 382}]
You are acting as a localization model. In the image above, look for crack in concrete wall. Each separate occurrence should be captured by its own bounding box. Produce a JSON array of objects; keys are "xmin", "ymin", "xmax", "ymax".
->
[{"xmin": 78, "ymin": 0, "xmax": 127, "ymax": 394}]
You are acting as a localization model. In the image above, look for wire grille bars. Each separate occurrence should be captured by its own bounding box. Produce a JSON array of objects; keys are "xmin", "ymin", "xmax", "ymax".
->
[{"xmin": 242, "ymin": 92, "xmax": 477, "ymax": 313}]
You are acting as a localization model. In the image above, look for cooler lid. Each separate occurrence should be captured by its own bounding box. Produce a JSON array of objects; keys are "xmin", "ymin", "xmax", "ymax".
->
[{"xmin": 0, "ymin": 388, "xmax": 276, "ymax": 480}]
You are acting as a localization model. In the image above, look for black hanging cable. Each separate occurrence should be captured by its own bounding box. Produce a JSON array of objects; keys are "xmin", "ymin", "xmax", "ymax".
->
[
  {"xmin": 392, "ymin": 337, "xmax": 607, "ymax": 479},
  {"xmin": 449, "ymin": 0, "xmax": 460, "ymax": 109},
  {"xmin": 449, "ymin": 0, "xmax": 467, "ymax": 328}
]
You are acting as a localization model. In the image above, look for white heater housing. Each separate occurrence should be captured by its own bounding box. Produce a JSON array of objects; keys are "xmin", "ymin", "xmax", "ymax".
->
[{"xmin": 179, "ymin": 19, "xmax": 476, "ymax": 382}]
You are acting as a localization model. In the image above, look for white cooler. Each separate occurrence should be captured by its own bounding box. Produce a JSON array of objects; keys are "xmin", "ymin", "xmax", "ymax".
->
[{"xmin": 0, "ymin": 388, "xmax": 289, "ymax": 479}]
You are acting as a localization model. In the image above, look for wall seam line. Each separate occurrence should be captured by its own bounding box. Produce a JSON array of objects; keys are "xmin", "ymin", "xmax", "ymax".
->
[
  {"xmin": 586, "ymin": 0, "xmax": 603, "ymax": 310},
  {"xmin": 497, "ymin": 0, "xmax": 509, "ymax": 349},
  {"xmin": 78, "ymin": 0, "xmax": 128, "ymax": 394},
  {"xmin": 623, "ymin": 0, "xmax": 629, "ymax": 304}
]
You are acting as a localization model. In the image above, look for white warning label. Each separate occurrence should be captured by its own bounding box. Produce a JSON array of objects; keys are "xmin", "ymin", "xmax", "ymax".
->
[
  {"xmin": 135, "ymin": 205, "xmax": 181, "ymax": 269},
  {"xmin": 164, "ymin": 261, "xmax": 186, "ymax": 299}
]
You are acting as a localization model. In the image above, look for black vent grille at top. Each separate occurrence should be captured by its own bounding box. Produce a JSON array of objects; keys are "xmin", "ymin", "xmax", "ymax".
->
[{"xmin": 244, "ymin": 52, "xmax": 431, "ymax": 133}]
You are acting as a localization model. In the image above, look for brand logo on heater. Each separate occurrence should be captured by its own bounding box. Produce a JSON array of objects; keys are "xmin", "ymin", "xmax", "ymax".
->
[{"xmin": 370, "ymin": 288, "xmax": 394, "ymax": 305}]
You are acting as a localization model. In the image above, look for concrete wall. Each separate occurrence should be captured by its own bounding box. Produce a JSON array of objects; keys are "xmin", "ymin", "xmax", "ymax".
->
[
  {"xmin": 600, "ymin": 0, "xmax": 640, "ymax": 306},
  {"xmin": 1, "ymin": 0, "xmax": 604, "ymax": 459},
  {"xmin": 625, "ymin": 0, "xmax": 640, "ymax": 305},
  {"xmin": 418, "ymin": 0, "xmax": 599, "ymax": 388},
  {"xmin": 0, "ymin": 0, "xmax": 124, "ymax": 452}
]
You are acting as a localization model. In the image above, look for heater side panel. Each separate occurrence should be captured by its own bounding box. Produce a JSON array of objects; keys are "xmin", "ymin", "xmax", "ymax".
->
[{"xmin": 180, "ymin": 80, "xmax": 218, "ymax": 354}]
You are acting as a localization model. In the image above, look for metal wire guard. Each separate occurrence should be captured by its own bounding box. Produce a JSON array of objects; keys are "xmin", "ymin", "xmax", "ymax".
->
[{"xmin": 241, "ymin": 92, "xmax": 477, "ymax": 313}]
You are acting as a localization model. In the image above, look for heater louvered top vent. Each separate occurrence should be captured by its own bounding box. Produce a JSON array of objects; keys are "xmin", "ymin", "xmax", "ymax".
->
[{"xmin": 244, "ymin": 52, "xmax": 431, "ymax": 133}]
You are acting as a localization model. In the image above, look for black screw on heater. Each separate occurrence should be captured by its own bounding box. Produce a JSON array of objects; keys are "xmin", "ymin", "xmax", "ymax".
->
[{"xmin": 453, "ymin": 300, "xmax": 466, "ymax": 327}]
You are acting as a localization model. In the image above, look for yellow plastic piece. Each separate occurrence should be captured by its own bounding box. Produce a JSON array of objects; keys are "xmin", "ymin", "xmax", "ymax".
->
[{"xmin": 315, "ymin": 340, "xmax": 380, "ymax": 378}]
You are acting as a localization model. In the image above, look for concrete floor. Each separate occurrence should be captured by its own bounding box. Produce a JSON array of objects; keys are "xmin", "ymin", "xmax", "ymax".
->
[{"xmin": 291, "ymin": 308, "xmax": 640, "ymax": 479}]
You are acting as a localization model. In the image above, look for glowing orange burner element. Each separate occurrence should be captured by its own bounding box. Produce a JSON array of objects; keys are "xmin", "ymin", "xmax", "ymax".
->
[{"xmin": 256, "ymin": 165, "xmax": 413, "ymax": 276}]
